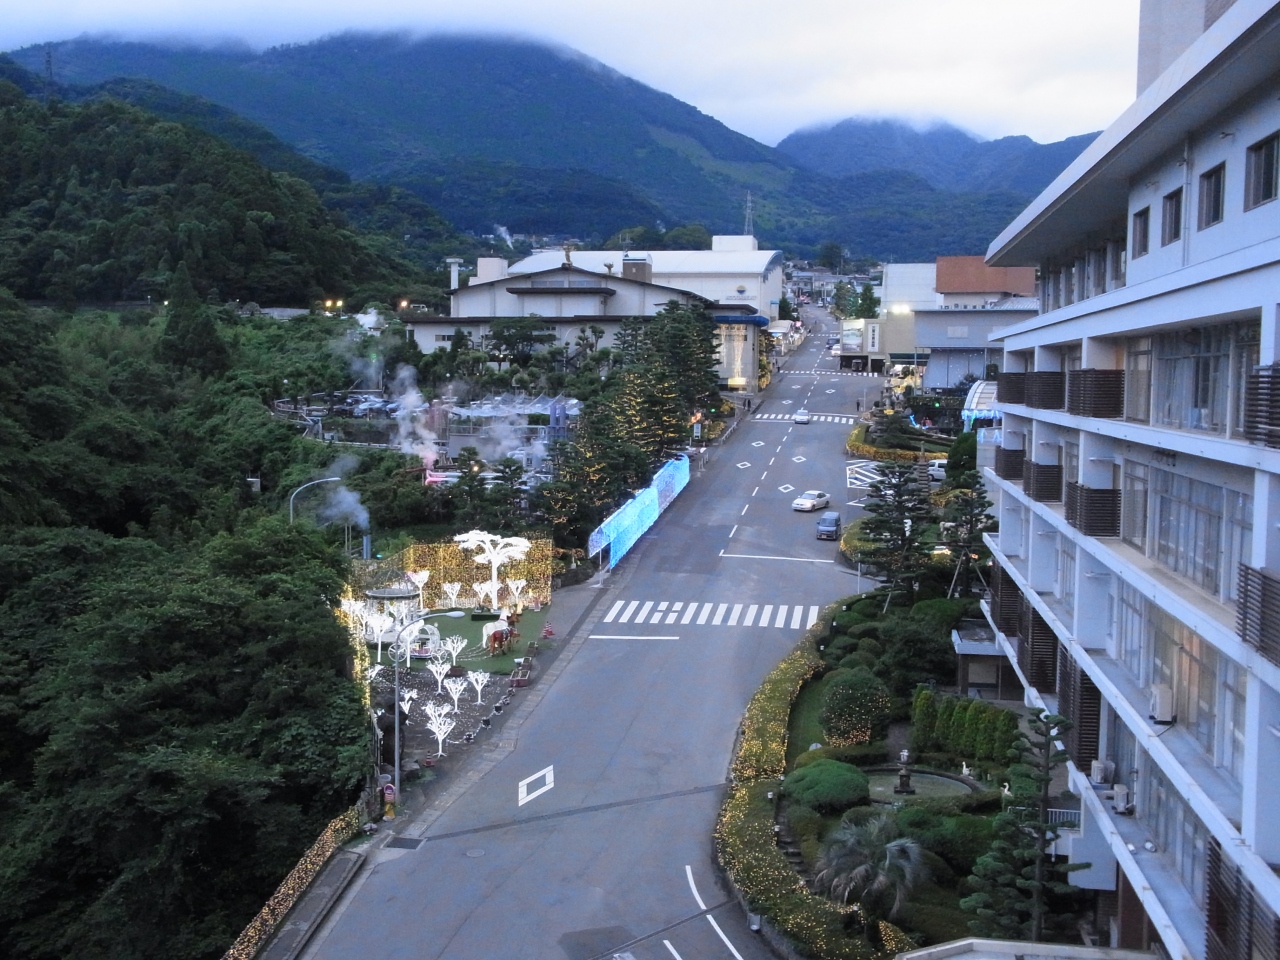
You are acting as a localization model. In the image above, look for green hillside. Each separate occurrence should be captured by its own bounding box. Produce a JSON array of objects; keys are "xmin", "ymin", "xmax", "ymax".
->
[{"xmin": 7, "ymin": 34, "xmax": 1075, "ymax": 259}]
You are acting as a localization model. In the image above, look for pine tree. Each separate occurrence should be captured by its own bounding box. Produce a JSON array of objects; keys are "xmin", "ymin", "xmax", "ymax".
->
[
  {"xmin": 854, "ymin": 282, "xmax": 881, "ymax": 319},
  {"xmin": 961, "ymin": 711, "xmax": 1085, "ymax": 940},
  {"xmin": 156, "ymin": 261, "xmax": 229, "ymax": 377},
  {"xmin": 942, "ymin": 476, "xmax": 995, "ymax": 597},
  {"xmin": 910, "ymin": 686, "xmax": 938, "ymax": 754},
  {"xmin": 934, "ymin": 697, "xmax": 956, "ymax": 754},
  {"xmin": 856, "ymin": 460, "xmax": 934, "ymax": 602}
]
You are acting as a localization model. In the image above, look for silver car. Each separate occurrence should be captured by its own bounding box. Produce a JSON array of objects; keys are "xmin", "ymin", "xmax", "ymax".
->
[{"xmin": 791, "ymin": 490, "xmax": 831, "ymax": 511}]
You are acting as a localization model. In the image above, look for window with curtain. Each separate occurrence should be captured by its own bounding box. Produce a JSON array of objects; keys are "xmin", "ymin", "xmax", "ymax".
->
[
  {"xmin": 1153, "ymin": 325, "xmax": 1231, "ymax": 433},
  {"xmin": 1140, "ymin": 762, "xmax": 1208, "ymax": 904},
  {"xmin": 1125, "ymin": 337, "xmax": 1152, "ymax": 423},
  {"xmin": 1153, "ymin": 468, "xmax": 1223, "ymax": 594},
  {"xmin": 1122, "ymin": 461, "xmax": 1149, "ymax": 551},
  {"xmin": 1222, "ymin": 489, "xmax": 1253, "ymax": 604},
  {"xmin": 1114, "ymin": 581, "xmax": 1147, "ymax": 681},
  {"xmin": 1220, "ymin": 660, "xmax": 1246, "ymax": 783}
]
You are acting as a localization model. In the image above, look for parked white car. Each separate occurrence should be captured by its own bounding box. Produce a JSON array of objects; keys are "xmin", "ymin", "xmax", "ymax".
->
[{"xmin": 927, "ymin": 460, "xmax": 948, "ymax": 482}]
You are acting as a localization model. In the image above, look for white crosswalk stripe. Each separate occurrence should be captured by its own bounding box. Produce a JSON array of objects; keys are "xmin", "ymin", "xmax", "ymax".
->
[
  {"xmin": 752, "ymin": 413, "xmax": 856, "ymax": 424},
  {"xmin": 601, "ymin": 600, "xmax": 820, "ymax": 630}
]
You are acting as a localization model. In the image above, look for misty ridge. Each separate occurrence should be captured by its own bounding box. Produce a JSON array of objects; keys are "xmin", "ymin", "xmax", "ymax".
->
[{"xmin": 5, "ymin": 33, "xmax": 1095, "ymax": 260}]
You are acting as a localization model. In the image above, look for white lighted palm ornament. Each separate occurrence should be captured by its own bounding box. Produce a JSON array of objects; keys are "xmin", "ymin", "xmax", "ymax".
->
[{"xmin": 454, "ymin": 530, "xmax": 531, "ymax": 611}]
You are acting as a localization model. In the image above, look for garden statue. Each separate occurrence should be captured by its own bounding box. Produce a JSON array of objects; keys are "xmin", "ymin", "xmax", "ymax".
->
[{"xmin": 894, "ymin": 748, "xmax": 916, "ymax": 795}]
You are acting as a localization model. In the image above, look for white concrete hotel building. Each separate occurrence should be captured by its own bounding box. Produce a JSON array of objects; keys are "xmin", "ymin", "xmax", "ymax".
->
[{"xmin": 977, "ymin": 1, "xmax": 1280, "ymax": 957}]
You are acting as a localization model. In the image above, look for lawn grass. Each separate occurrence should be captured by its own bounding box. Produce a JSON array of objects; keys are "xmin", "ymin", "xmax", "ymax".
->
[
  {"xmin": 786, "ymin": 673, "xmax": 833, "ymax": 769},
  {"xmin": 369, "ymin": 605, "xmax": 549, "ymax": 675}
]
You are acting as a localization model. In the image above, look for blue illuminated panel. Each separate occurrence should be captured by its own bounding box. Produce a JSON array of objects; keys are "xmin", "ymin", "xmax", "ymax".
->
[{"xmin": 588, "ymin": 455, "xmax": 689, "ymax": 568}]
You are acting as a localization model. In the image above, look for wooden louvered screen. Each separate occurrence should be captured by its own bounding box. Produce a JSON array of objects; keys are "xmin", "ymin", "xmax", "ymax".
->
[
  {"xmin": 1056, "ymin": 646, "xmax": 1101, "ymax": 767},
  {"xmin": 1023, "ymin": 461, "xmax": 1064, "ymax": 502},
  {"xmin": 1065, "ymin": 482, "xmax": 1121, "ymax": 536},
  {"xmin": 1206, "ymin": 836, "xmax": 1280, "ymax": 960},
  {"xmin": 990, "ymin": 564, "xmax": 1022, "ymax": 636},
  {"xmin": 994, "ymin": 447, "xmax": 1025, "ymax": 481},
  {"xmin": 1017, "ymin": 604, "xmax": 1058, "ymax": 691},
  {"xmin": 1025, "ymin": 371, "xmax": 1066, "ymax": 409},
  {"xmin": 1066, "ymin": 369, "xmax": 1125, "ymax": 418},
  {"xmin": 996, "ymin": 372, "xmax": 1026, "ymax": 404},
  {"xmin": 1243, "ymin": 364, "xmax": 1280, "ymax": 449},
  {"xmin": 1237, "ymin": 564, "xmax": 1280, "ymax": 669}
]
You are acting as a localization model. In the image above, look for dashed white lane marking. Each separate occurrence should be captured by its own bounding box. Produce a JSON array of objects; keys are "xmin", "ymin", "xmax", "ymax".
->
[
  {"xmin": 729, "ymin": 525, "xmax": 737, "ymax": 538},
  {"xmin": 517, "ymin": 766, "xmax": 554, "ymax": 806},
  {"xmin": 741, "ymin": 503, "xmax": 748, "ymax": 515},
  {"xmin": 685, "ymin": 865, "xmax": 745, "ymax": 960}
]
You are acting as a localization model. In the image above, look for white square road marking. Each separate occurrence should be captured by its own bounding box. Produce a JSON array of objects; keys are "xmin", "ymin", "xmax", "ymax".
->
[{"xmin": 518, "ymin": 765, "xmax": 554, "ymax": 806}]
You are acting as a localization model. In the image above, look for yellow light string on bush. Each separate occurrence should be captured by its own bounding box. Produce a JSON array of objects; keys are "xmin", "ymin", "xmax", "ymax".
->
[{"xmin": 220, "ymin": 807, "xmax": 361, "ymax": 960}]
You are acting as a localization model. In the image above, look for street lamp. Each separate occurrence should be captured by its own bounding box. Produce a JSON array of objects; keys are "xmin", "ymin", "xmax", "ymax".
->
[
  {"xmin": 288, "ymin": 477, "xmax": 342, "ymax": 523},
  {"xmin": 387, "ymin": 610, "xmax": 467, "ymax": 805}
]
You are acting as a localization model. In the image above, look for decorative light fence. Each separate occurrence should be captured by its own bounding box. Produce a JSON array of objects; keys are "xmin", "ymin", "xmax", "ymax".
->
[
  {"xmin": 588, "ymin": 455, "xmax": 689, "ymax": 569},
  {"xmin": 346, "ymin": 538, "xmax": 554, "ymax": 608},
  {"xmin": 220, "ymin": 806, "xmax": 361, "ymax": 960}
]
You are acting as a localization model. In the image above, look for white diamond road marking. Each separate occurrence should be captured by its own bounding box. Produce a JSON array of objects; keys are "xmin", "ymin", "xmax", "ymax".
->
[
  {"xmin": 517, "ymin": 765, "xmax": 554, "ymax": 806},
  {"xmin": 791, "ymin": 384, "xmax": 803, "ymax": 389},
  {"xmin": 781, "ymin": 400, "xmax": 793, "ymax": 405},
  {"xmin": 736, "ymin": 461, "xmax": 751, "ymax": 469},
  {"xmin": 778, "ymin": 483, "xmax": 795, "ymax": 492},
  {"xmin": 752, "ymin": 441, "xmax": 765, "ymax": 447},
  {"xmin": 825, "ymin": 389, "xmax": 836, "ymax": 394},
  {"xmin": 791, "ymin": 455, "xmax": 807, "ymax": 463}
]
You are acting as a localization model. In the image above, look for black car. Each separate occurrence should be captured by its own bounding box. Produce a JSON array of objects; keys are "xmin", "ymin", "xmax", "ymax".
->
[{"xmin": 826, "ymin": 336, "xmax": 839, "ymax": 346}]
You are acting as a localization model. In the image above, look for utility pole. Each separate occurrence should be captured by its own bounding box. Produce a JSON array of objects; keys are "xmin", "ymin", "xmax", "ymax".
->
[{"xmin": 743, "ymin": 191, "xmax": 754, "ymax": 236}]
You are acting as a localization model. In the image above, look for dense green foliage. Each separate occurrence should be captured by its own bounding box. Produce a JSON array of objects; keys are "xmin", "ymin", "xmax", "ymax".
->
[
  {"xmin": 854, "ymin": 461, "xmax": 934, "ymax": 598},
  {"xmin": 960, "ymin": 712, "xmax": 1086, "ymax": 941},
  {"xmin": 784, "ymin": 759, "xmax": 871, "ymax": 813},
  {"xmin": 13, "ymin": 36, "xmax": 1084, "ymax": 259},
  {"xmin": 814, "ymin": 812, "xmax": 929, "ymax": 922},
  {"xmin": 819, "ymin": 667, "xmax": 891, "ymax": 745},
  {"xmin": 0, "ymin": 81, "xmax": 416, "ymax": 304},
  {"xmin": 0, "ymin": 286, "xmax": 378, "ymax": 959}
]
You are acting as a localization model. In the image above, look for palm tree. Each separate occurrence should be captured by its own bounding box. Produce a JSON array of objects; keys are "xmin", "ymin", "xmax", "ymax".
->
[{"xmin": 813, "ymin": 812, "xmax": 929, "ymax": 922}]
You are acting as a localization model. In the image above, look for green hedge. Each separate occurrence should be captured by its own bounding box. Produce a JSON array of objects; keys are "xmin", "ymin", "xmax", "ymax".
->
[
  {"xmin": 717, "ymin": 603, "xmax": 884, "ymax": 959},
  {"xmin": 784, "ymin": 759, "xmax": 870, "ymax": 812},
  {"xmin": 793, "ymin": 742, "xmax": 891, "ymax": 769}
]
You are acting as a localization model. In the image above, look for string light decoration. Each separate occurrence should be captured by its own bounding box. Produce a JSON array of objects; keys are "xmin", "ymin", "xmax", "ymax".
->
[
  {"xmin": 220, "ymin": 807, "xmax": 360, "ymax": 960},
  {"xmin": 349, "ymin": 539, "xmax": 553, "ymax": 609},
  {"xmin": 715, "ymin": 608, "xmax": 885, "ymax": 960}
]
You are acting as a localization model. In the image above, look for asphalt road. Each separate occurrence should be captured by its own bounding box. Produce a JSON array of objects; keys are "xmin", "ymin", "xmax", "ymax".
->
[{"xmin": 305, "ymin": 308, "xmax": 889, "ymax": 960}]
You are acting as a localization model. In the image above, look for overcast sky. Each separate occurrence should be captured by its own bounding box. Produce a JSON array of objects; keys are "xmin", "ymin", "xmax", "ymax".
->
[{"xmin": 1, "ymin": 0, "xmax": 1140, "ymax": 146}]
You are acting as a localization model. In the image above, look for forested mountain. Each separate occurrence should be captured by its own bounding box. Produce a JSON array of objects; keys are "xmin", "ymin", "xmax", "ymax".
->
[
  {"xmin": 775, "ymin": 118, "xmax": 1097, "ymax": 195},
  {"xmin": 6, "ymin": 34, "xmax": 1091, "ymax": 259}
]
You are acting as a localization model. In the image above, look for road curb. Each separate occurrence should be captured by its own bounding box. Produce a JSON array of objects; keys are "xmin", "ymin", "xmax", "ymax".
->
[{"xmin": 258, "ymin": 849, "xmax": 364, "ymax": 960}]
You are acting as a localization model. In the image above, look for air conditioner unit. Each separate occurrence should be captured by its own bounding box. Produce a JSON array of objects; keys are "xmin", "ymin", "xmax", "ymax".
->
[
  {"xmin": 1111, "ymin": 783, "xmax": 1130, "ymax": 813},
  {"xmin": 1150, "ymin": 684, "xmax": 1175, "ymax": 725},
  {"xmin": 1090, "ymin": 760, "xmax": 1115, "ymax": 785}
]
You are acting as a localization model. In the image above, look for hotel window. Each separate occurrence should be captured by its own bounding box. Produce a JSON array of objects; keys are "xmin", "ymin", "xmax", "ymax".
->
[
  {"xmin": 1153, "ymin": 325, "xmax": 1230, "ymax": 433},
  {"xmin": 1221, "ymin": 489, "xmax": 1252, "ymax": 604},
  {"xmin": 1220, "ymin": 660, "xmax": 1246, "ymax": 783},
  {"xmin": 1121, "ymin": 461, "xmax": 1149, "ymax": 551},
  {"xmin": 1114, "ymin": 581, "xmax": 1146, "ymax": 681},
  {"xmin": 1198, "ymin": 164, "xmax": 1225, "ymax": 229},
  {"xmin": 1061, "ymin": 438, "xmax": 1079, "ymax": 501},
  {"xmin": 1150, "ymin": 609, "xmax": 1227, "ymax": 761},
  {"xmin": 1245, "ymin": 132, "xmax": 1278, "ymax": 209},
  {"xmin": 1131, "ymin": 207, "xmax": 1150, "ymax": 258},
  {"xmin": 1140, "ymin": 762, "xmax": 1208, "ymax": 904},
  {"xmin": 1162, "ymin": 188, "xmax": 1183, "ymax": 246},
  {"xmin": 1230, "ymin": 323, "xmax": 1260, "ymax": 438},
  {"xmin": 1057, "ymin": 535, "xmax": 1077, "ymax": 613},
  {"xmin": 1152, "ymin": 469, "xmax": 1223, "ymax": 595},
  {"xmin": 1124, "ymin": 337, "xmax": 1152, "ymax": 422}
]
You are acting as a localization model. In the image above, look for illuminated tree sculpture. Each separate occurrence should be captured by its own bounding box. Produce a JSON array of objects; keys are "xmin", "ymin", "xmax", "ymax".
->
[
  {"xmin": 454, "ymin": 530, "xmax": 532, "ymax": 610},
  {"xmin": 473, "ymin": 580, "xmax": 501, "ymax": 609},
  {"xmin": 443, "ymin": 634, "xmax": 468, "ymax": 666},
  {"xmin": 468, "ymin": 670, "xmax": 491, "ymax": 705},
  {"xmin": 405, "ymin": 569, "xmax": 430, "ymax": 608},
  {"xmin": 426, "ymin": 715, "xmax": 455, "ymax": 757},
  {"xmin": 506, "ymin": 578, "xmax": 527, "ymax": 609},
  {"xmin": 444, "ymin": 677, "xmax": 468, "ymax": 711},
  {"xmin": 425, "ymin": 656, "xmax": 450, "ymax": 694},
  {"xmin": 441, "ymin": 582, "xmax": 463, "ymax": 608}
]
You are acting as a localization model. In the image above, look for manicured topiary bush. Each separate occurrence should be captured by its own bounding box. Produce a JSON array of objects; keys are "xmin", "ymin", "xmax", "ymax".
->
[
  {"xmin": 784, "ymin": 759, "xmax": 871, "ymax": 813},
  {"xmin": 910, "ymin": 686, "xmax": 938, "ymax": 754},
  {"xmin": 792, "ymin": 742, "xmax": 890, "ymax": 770},
  {"xmin": 820, "ymin": 667, "xmax": 892, "ymax": 745}
]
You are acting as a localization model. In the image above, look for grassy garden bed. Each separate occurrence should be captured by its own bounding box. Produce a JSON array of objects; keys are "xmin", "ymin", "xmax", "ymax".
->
[{"xmin": 368, "ymin": 605, "xmax": 549, "ymax": 675}]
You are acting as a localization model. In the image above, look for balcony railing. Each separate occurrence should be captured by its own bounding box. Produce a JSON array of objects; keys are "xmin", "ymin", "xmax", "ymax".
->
[
  {"xmin": 1057, "ymin": 645, "xmax": 1101, "ymax": 767},
  {"xmin": 1066, "ymin": 368, "xmax": 1125, "ymax": 418},
  {"xmin": 1206, "ymin": 836, "xmax": 1280, "ymax": 960},
  {"xmin": 1024, "ymin": 371, "xmax": 1066, "ymax": 409},
  {"xmin": 1243, "ymin": 363, "xmax": 1280, "ymax": 449},
  {"xmin": 1064, "ymin": 482, "xmax": 1121, "ymax": 537},
  {"xmin": 994, "ymin": 447, "xmax": 1025, "ymax": 481},
  {"xmin": 1023, "ymin": 461, "xmax": 1064, "ymax": 502},
  {"xmin": 1017, "ymin": 604, "xmax": 1058, "ymax": 692},
  {"xmin": 996, "ymin": 372, "xmax": 1026, "ymax": 404},
  {"xmin": 1237, "ymin": 564, "xmax": 1280, "ymax": 669},
  {"xmin": 990, "ymin": 563, "xmax": 1023, "ymax": 636}
]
